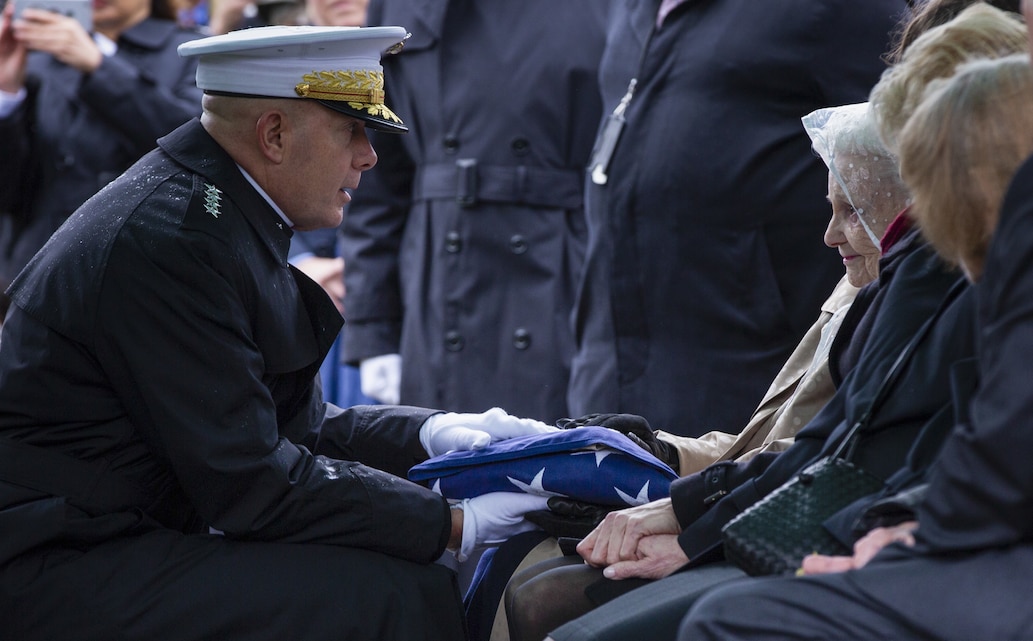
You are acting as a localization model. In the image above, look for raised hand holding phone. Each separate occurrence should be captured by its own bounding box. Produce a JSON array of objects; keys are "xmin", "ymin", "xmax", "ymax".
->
[
  {"xmin": 13, "ymin": 0, "xmax": 91, "ymax": 31},
  {"xmin": 10, "ymin": 0, "xmax": 100, "ymax": 73}
]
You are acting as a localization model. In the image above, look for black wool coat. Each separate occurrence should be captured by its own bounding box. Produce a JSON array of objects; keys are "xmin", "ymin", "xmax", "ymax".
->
[
  {"xmin": 0, "ymin": 119, "xmax": 449, "ymax": 558},
  {"xmin": 0, "ymin": 120, "xmax": 466, "ymax": 640}
]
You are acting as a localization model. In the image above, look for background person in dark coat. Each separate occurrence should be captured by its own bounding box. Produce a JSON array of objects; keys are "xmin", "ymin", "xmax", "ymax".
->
[
  {"xmin": 0, "ymin": 0, "xmax": 203, "ymax": 317},
  {"xmin": 567, "ymin": 0, "xmax": 907, "ymax": 436},
  {"xmin": 340, "ymin": 0, "xmax": 611, "ymax": 421},
  {"xmin": 0, "ymin": 26, "xmax": 560, "ymax": 640},
  {"xmin": 286, "ymin": 0, "xmax": 372, "ymax": 409}
]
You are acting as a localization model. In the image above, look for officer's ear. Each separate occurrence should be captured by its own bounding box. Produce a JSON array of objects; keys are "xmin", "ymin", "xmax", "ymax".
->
[{"xmin": 255, "ymin": 108, "xmax": 289, "ymax": 164}]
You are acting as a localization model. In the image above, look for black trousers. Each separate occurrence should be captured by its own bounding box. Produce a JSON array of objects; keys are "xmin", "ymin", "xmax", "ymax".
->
[
  {"xmin": 679, "ymin": 545, "xmax": 1033, "ymax": 641},
  {"xmin": 0, "ymin": 529, "xmax": 467, "ymax": 641}
]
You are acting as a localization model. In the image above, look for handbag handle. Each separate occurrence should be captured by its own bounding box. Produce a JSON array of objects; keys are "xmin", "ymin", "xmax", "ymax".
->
[{"xmin": 830, "ymin": 278, "xmax": 968, "ymax": 462}]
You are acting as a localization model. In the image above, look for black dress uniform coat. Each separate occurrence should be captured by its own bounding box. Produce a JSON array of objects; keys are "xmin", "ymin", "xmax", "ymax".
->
[
  {"xmin": 0, "ymin": 17, "xmax": 203, "ymax": 291},
  {"xmin": 567, "ymin": 0, "xmax": 908, "ymax": 436},
  {"xmin": 0, "ymin": 120, "xmax": 466, "ymax": 641},
  {"xmin": 341, "ymin": 0, "xmax": 610, "ymax": 422}
]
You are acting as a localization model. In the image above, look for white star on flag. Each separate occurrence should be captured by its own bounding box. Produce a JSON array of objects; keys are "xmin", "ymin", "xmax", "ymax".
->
[
  {"xmin": 507, "ymin": 467, "xmax": 568, "ymax": 498},
  {"xmin": 615, "ymin": 480, "xmax": 652, "ymax": 506}
]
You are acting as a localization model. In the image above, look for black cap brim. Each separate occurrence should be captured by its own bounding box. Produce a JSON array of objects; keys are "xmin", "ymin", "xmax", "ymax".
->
[{"xmin": 317, "ymin": 99, "xmax": 408, "ymax": 134}]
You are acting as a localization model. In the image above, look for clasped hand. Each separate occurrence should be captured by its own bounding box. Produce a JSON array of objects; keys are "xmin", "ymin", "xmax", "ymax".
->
[{"xmin": 576, "ymin": 498, "xmax": 688, "ymax": 580}]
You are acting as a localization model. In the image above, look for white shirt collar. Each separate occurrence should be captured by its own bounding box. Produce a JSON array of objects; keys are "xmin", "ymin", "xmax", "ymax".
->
[{"xmin": 236, "ymin": 164, "xmax": 295, "ymax": 228}]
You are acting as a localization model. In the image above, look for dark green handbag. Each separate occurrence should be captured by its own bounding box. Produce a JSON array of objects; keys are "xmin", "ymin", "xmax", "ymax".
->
[{"xmin": 720, "ymin": 442, "xmax": 883, "ymax": 576}]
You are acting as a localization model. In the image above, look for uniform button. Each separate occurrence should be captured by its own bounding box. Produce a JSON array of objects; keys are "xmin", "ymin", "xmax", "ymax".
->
[
  {"xmin": 513, "ymin": 328, "xmax": 531, "ymax": 350},
  {"xmin": 445, "ymin": 331, "xmax": 465, "ymax": 352},
  {"xmin": 59, "ymin": 154, "xmax": 75, "ymax": 168},
  {"xmin": 509, "ymin": 235, "xmax": 528, "ymax": 254},
  {"xmin": 443, "ymin": 135, "xmax": 460, "ymax": 154},
  {"xmin": 445, "ymin": 231, "xmax": 462, "ymax": 253},
  {"xmin": 510, "ymin": 137, "xmax": 530, "ymax": 156}
]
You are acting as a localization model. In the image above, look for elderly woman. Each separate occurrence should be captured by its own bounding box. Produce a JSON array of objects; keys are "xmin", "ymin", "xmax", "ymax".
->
[
  {"xmin": 807, "ymin": 102, "xmax": 905, "ymax": 289},
  {"xmin": 654, "ymin": 101, "xmax": 909, "ymax": 477},
  {"xmin": 678, "ymin": 49, "xmax": 1033, "ymax": 641}
]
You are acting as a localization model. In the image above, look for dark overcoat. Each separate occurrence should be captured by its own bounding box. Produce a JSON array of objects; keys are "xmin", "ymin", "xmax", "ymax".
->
[
  {"xmin": 0, "ymin": 18, "xmax": 203, "ymax": 288},
  {"xmin": 567, "ymin": 0, "xmax": 909, "ymax": 435},
  {"xmin": 341, "ymin": 0, "xmax": 611, "ymax": 422},
  {"xmin": 0, "ymin": 120, "xmax": 465, "ymax": 641}
]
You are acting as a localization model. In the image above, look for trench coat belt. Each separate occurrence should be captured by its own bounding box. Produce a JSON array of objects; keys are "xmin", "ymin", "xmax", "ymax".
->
[
  {"xmin": 0, "ymin": 437, "xmax": 151, "ymax": 512},
  {"xmin": 413, "ymin": 160, "xmax": 584, "ymax": 209}
]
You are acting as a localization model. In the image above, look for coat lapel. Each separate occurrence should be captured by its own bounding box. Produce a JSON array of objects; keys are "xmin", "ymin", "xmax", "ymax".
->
[{"xmin": 158, "ymin": 120, "xmax": 292, "ymax": 266}]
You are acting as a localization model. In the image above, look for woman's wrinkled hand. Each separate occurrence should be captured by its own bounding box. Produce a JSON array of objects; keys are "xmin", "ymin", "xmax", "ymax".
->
[
  {"xmin": 576, "ymin": 497, "xmax": 681, "ymax": 568},
  {"xmin": 599, "ymin": 534, "xmax": 689, "ymax": 580},
  {"xmin": 800, "ymin": 520, "xmax": 918, "ymax": 576}
]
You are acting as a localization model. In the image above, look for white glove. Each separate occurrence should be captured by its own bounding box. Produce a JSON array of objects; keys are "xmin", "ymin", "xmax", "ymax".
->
[
  {"xmin": 420, "ymin": 407, "xmax": 559, "ymax": 457},
  {"xmin": 359, "ymin": 354, "xmax": 402, "ymax": 405},
  {"xmin": 455, "ymin": 492, "xmax": 549, "ymax": 562}
]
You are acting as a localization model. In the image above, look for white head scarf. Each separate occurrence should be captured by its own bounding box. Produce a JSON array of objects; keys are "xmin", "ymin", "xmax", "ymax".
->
[{"xmin": 803, "ymin": 102, "xmax": 909, "ymax": 250}]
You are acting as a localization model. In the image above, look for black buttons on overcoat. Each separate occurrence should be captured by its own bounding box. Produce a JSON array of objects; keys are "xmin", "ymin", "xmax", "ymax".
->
[
  {"xmin": 513, "ymin": 328, "xmax": 531, "ymax": 350},
  {"xmin": 509, "ymin": 235, "xmax": 528, "ymax": 254},
  {"xmin": 445, "ymin": 331, "xmax": 465, "ymax": 352},
  {"xmin": 445, "ymin": 231, "xmax": 462, "ymax": 253}
]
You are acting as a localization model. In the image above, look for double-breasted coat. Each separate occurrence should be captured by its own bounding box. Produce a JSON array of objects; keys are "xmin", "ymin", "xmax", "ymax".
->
[
  {"xmin": 0, "ymin": 17, "xmax": 203, "ymax": 290},
  {"xmin": 0, "ymin": 120, "xmax": 465, "ymax": 641},
  {"xmin": 567, "ymin": 0, "xmax": 908, "ymax": 436},
  {"xmin": 340, "ymin": 0, "xmax": 611, "ymax": 422}
]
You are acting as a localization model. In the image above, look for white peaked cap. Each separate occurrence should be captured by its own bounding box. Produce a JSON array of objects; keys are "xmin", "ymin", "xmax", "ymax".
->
[{"xmin": 178, "ymin": 25, "xmax": 409, "ymax": 133}]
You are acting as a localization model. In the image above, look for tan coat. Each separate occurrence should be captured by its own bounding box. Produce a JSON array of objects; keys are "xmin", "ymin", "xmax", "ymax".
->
[{"xmin": 658, "ymin": 276, "xmax": 859, "ymax": 476}]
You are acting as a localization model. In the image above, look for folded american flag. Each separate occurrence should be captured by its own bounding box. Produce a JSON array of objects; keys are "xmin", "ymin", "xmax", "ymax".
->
[{"xmin": 408, "ymin": 426, "xmax": 678, "ymax": 506}]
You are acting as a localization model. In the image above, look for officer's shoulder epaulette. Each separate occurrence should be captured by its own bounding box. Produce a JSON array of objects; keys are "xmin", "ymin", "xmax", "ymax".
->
[{"xmin": 181, "ymin": 174, "xmax": 237, "ymax": 235}]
